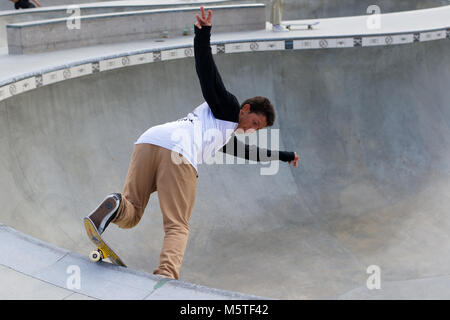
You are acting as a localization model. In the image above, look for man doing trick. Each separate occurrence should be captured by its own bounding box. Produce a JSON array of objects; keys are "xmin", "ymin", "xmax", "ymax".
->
[{"xmin": 86, "ymin": 7, "xmax": 299, "ymax": 280}]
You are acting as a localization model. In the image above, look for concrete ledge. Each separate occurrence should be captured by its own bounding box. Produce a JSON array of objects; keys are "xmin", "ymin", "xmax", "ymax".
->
[
  {"xmin": 0, "ymin": 0, "xmax": 233, "ymax": 12},
  {"xmin": 257, "ymin": 0, "xmax": 448, "ymax": 20},
  {"xmin": 0, "ymin": 224, "xmax": 267, "ymax": 299},
  {"xmin": 6, "ymin": 4, "xmax": 266, "ymax": 54},
  {"xmin": 0, "ymin": 0, "xmax": 238, "ymax": 48}
]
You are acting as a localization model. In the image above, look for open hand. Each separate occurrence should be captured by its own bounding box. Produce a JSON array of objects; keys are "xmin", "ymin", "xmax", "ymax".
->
[
  {"xmin": 195, "ymin": 6, "xmax": 212, "ymax": 29},
  {"xmin": 289, "ymin": 152, "xmax": 300, "ymax": 168}
]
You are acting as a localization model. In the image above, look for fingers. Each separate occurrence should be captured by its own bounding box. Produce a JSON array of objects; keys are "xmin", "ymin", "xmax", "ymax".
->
[
  {"xmin": 195, "ymin": 13, "xmax": 207, "ymax": 28},
  {"xmin": 196, "ymin": 6, "xmax": 212, "ymax": 28},
  {"xmin": 289, "ymin": 153, "xmax": 300, "ymax": 168},
  {"xmin": 195, "ymin": 14, "xmax": 202, "ymax": 29},
  {"xmin": 206, "ymin": 9, "xmax": 213, "ymax": 23},
  {"xmin": 200, "ymin": 6, "xmax": 206, "ymax": 19},
  {"xmin": 201, "ymin": 7, "xmax": 212, "ymax": 21},
  {"xmin": 199, "ymin": 6, "xmax": 207, "ymax": 24}
]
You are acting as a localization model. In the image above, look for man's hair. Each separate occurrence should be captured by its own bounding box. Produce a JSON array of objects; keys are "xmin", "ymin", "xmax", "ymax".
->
[{"xmin": 240, "ymin": 96, "xmax": 275, "ymax": 127}]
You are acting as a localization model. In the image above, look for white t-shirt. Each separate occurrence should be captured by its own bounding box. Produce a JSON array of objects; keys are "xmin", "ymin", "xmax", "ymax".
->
[{"xmin": 136, "ymin": 102, "xmax": 238, "ymax": 173}]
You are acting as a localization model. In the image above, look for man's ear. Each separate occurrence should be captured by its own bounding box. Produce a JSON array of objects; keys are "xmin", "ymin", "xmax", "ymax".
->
[{"xmin": 241, "ymin": 104, "xmax": 251, "ymax": 112}]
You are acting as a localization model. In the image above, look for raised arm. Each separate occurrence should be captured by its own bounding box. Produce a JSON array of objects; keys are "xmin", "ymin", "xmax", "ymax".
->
[{"xmin": 194, "ymin": 7, "xmax": 240, "ymax": 122}]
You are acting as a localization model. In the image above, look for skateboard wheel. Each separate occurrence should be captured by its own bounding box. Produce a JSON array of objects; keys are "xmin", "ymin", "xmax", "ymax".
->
[{"xmin": 89, "ymin": 250, "xmax": 102, "ymax": 262}]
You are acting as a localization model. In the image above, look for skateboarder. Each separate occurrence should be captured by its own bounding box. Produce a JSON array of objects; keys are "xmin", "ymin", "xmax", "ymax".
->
[
  {"xmin": 271, "ymin": 0, "xmax": 288, "ymax": 32},
  {"xmin": 87, "ymin": 7, "xmax": 299, "ymax": 280}
]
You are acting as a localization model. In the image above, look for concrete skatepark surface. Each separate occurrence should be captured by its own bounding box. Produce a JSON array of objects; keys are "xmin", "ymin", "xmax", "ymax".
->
[
  {"xmin": 0, "ymin": 224, "xmax": 263, "ymax": 299},
  {"xmin": 0, "ymin": 6, "xmax": 449, "ymax": 299}
]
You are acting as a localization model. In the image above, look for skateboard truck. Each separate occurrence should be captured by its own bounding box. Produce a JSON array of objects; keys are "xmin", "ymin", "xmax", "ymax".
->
[{"xmin": 89, "ymin": 248, "xmax": 106, "ymax": 262}]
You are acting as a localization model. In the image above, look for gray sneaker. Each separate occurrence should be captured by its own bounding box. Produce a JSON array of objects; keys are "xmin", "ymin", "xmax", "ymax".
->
[
  {"xmin": 272, "ymin": 24, "xmax": 289, "ymax": 32},
  {"xmin": 87, "ymin": 193, "xmax": 121, "ymax": 235}
]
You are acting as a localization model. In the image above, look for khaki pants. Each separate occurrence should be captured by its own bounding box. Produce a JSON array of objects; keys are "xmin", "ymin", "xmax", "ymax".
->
[
  {"xmin": 112, "ymin": 143, "xmax": 198, "ymax": 279},
  {"xmin": 270, "ymin": 0, "xmax": 283, "ymax": 25}
]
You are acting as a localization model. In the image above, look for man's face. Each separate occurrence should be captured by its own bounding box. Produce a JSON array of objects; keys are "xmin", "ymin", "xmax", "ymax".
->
[{"xmin": 237, "ymin": 104, "xmax": 267, "ymax": 134}]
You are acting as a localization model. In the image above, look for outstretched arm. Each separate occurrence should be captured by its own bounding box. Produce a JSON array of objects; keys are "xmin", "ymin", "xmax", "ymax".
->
[
  {"xmin": 194, "ymin": 7, "xmax": 240, "ymax": 123},
  {"xmin": 220, "ymin": 135, "xmax": 299, "ymax": 167}
]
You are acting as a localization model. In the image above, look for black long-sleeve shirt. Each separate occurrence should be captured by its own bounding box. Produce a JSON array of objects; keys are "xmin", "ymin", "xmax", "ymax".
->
[{"xmin": 194, "ymin": 25, "xmax": 295, "ymax": 163}]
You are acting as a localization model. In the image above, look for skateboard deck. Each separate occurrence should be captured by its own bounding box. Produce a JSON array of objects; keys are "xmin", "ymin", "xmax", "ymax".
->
[
  {"xmin": 83, "ymin": 217, "xmax": 126, "ymax": 267},
  {"xmin": 286, "ymin": 21, "xmax": 320, "ymax": 30}
]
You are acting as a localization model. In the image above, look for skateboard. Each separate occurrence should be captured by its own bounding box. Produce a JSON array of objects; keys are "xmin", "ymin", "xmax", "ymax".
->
[
  {"xmin": 286, "ymin": 21, "xmax": 320, "ymax": 30},
  {"xmin": 83, "ymin": 217, "xmax": 127, "ymax": 267}
]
